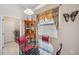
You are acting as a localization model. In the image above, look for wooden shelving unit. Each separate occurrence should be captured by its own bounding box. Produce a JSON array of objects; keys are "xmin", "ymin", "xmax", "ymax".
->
[{"xmin": 24, "ymin": 20, "xmax": 36, "ymax": 45}]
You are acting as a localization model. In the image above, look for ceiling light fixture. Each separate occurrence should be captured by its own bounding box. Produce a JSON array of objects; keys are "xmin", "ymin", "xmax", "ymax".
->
[{"xmin": 24, "ymin": 8, "xmax": 34, "ymax": 15}]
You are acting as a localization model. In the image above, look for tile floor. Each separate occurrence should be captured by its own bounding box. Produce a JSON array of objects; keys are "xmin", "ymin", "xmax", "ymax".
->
[{"xmin": 2, "ymin": 42, "xmax": 19, "ymax": 55}]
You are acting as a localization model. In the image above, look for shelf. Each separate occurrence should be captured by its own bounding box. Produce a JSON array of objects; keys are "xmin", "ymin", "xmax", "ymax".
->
[
  {"xmin": 38, "ymin": 19, "xmax": 55, "ymax": 26},
  {"xmin": 38, "ymin": 22, "xmax": 55, "ymax": 26},
  {"xmin": 26, "ymin": 27, "xmax": 35, "ymax": 30},
  {"xmin": 26, "ymin": 28, "xmax": 31, "ymax": 29},
  {"xmin": 40, "ymin": 23, "xmax": 55, "ymax": 26}
]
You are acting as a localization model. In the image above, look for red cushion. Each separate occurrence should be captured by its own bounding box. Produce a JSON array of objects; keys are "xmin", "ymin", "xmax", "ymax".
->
[
  {"xmin": 42, "ymin": 35, "xmax": 49, "ymax": 42},
  {"xmin": 22, "ymin": 45, "xmax": 33, "ymax": 52},
  {"xmin": 18, "ymin": 36, "xmax": 27, "ymax": 44}
]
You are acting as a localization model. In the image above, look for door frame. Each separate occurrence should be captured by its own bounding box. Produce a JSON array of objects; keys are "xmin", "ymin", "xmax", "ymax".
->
[{"xmin": 0, "ymin": 16, "xmax": 3, "ymax": 54}]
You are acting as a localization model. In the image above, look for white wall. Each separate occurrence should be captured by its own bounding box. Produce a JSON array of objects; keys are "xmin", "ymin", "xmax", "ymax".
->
[
  {"xmin": 59, "ymin": 4, "xmax": 79, "ymax": 55},
  {"xmin": 0, "ymin": 4, "xmax": 24, "ymax": 17}
]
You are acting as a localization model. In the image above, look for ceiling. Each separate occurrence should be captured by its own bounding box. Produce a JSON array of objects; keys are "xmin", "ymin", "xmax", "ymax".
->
[
  {"xmin": 19, "ymin": 4, "xmax": 39, "ymax": 10},
  {"xmin": 19, "ymin": 4, "xmax": 60, "ymax": 14},
  {"xmin": 34, "ymin": 4, "xmax": 60, "ymax": 14}
]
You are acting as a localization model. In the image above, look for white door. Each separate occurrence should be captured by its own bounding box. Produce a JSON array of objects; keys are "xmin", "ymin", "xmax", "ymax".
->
[{"xmin": 2, "ymin": 16, "xmax": 20, "ymax": 55}]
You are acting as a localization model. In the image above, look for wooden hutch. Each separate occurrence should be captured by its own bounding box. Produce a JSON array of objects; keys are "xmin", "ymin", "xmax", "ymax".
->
[{"xmin": 24, "ymin": 19, "xmax": 36, "ymax": 45}]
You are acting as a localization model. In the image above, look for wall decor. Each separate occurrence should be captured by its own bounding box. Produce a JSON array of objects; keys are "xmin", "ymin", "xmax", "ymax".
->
[
  {"xmin": 71, "ymin": 11, "xmax": 79, "ymax": 22},
  {"xmin": 63, "ymin": 11, "xmax": 79, "ymax": 22},
  {"xmin": 63, "ymin": 13, "xmax": 69, "ymax": 22}
]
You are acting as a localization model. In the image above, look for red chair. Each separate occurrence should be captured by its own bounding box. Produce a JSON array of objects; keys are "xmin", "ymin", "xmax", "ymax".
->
[
  {"xmin": 23, "ymin": 45, "xmax": 33, "ymax": 53},
  {"xmin": 18, "ymin": 36, "xmax": 27, "ymax": 44},
  {"xmin": 18, "ymin": 36, "xmax": 33, "ymax": 53}
]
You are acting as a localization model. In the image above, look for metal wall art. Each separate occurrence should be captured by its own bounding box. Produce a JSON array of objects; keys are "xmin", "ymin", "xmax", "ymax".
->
[{"xmin": 63, "ymin": 11, "xmax": 79, "ymax": 22}]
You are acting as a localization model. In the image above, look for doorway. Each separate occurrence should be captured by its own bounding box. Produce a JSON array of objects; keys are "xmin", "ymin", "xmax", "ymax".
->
[{"xmin": 2, "ymin": 16, "xmax": 20, "ymax": 55}]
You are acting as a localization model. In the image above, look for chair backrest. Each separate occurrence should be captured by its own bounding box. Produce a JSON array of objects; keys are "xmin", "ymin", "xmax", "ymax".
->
[
  {"xmin": 56, "ymin": 43, "xmax": 62, "ymax": 55},
  {"xmin": 18, "ymin": 36, "xmax": 27, "ymax": 44}
]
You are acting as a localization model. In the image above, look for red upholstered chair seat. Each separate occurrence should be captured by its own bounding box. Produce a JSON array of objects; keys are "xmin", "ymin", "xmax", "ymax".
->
[
  {"xmin": 42, "ymin": 35, "xmax": 49, "ymax": 42},
  {"xmin": 22, "ymin": 45, "xmax": 33, "ymax": 52}
]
